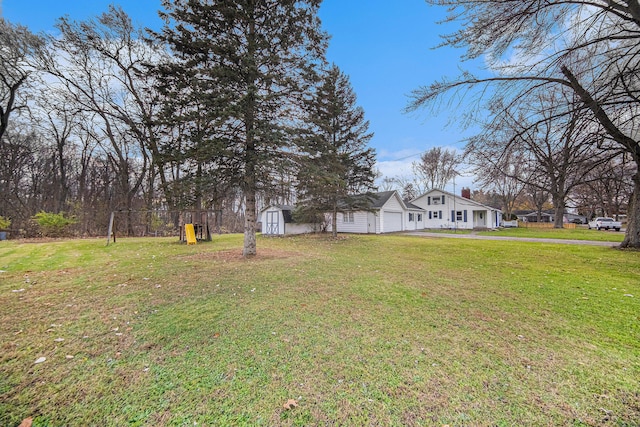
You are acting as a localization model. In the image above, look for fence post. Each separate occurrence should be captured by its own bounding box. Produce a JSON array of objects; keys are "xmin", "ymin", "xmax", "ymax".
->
[{"xmin": 106, "ymin": 212, "xmax": 115, "ymax": 246}]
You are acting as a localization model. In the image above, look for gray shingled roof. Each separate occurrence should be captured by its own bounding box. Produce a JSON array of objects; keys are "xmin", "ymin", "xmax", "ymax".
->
[{"xmin": 370, "ymin": 191, "xmax": 395, "ymax": 208}]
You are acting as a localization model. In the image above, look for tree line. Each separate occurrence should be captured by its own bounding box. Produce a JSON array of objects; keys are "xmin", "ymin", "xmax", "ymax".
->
[
  {"xmin": 0, "ymin": 1, "xmax": 376, "ymax": 255},
  {"xmin": 3, "ymin": 0, "xmax": 637, "ymax": 250}
]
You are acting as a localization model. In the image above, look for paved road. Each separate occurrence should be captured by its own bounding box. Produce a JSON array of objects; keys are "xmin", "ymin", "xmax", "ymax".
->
[{"xmin": 403, "ymin": 231, "xmax": 621, "ymax": 247}]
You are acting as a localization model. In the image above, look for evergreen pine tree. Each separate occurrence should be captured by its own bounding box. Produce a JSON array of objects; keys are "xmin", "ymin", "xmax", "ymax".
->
[
  {"xmin": 296, "ymin": 64, "xmax": 376, "ymax": 237},
  {"xmin": 155, "ymin": 0, "xmax": 327, "ymax": 255}
]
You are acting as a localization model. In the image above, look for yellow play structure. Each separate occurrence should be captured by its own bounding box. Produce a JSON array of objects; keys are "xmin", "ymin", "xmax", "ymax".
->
[{"xmin": 184, "ymin": 223, "xmax": 197, "ymax": 245}]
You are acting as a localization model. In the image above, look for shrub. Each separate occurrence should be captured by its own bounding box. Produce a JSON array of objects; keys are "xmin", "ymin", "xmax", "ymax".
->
[
  {"xmin": 0, "ymin": 216, "xmax": 10, "ymax": 230},
  {"xmin": 32, "ymin": 212, "xmax": 77, "ymax": 237}
]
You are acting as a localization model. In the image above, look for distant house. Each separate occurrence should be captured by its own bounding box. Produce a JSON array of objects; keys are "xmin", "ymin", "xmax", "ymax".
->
[
  {"xmin": 515, "ymin": 210, "xmax": 553, "ymax": 223},
  {"xmin": 515, "ymin": 210, "xmax": 587, "ymax": 224},
  {"xmin": 411, "ymin": 189, "xmax": 502, "ymax": 230}
]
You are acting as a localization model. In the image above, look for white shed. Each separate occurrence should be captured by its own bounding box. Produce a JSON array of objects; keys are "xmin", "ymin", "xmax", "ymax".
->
[{"xmin": 260, "ymin": 205, "xmax": 317, "ymax": 236}]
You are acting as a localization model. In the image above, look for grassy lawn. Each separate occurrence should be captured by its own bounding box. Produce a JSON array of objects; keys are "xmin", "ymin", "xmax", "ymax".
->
[
  {"xmin": 0, "ymin": 234, "xmax": 639, "ymax": 426},
  {"xmin": 476, "ymin": 226, "xmax": 626, "ymax": 243}
]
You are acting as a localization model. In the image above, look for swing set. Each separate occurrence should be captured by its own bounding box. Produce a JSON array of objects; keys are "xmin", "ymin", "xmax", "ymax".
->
[{"xmin": 105, "ymin": 209, "xmax": 218, "ymax": 246}]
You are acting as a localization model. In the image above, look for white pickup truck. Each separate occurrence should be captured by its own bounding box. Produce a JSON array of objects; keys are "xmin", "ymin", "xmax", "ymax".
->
[{"xmin": 588, "ymin": 217, "xmax": 622, "ymax": 231}]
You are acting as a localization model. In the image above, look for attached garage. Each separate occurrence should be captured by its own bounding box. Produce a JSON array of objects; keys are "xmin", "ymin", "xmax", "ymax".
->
[{"xmin": 382, "ymin": 211, "xmax": 403, "ymax": 232}]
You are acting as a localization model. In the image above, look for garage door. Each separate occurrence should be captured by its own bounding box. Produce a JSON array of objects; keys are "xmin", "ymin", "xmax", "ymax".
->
[{"xmin": 383, "ymin": 211, "xmax": 403, "ymax": 232}]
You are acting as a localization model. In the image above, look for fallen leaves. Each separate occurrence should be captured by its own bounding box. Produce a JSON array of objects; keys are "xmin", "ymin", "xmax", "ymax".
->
[
  {"xmin": 19, "ymin": 417, "xmax": 33, "ymax": 427},
  {"xmin": 283, "ymin": 399, "xmax": 298, "ymax": 410}
]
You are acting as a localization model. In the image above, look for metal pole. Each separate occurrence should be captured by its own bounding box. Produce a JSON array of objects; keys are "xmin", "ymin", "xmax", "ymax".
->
[{"xmin": 453, "ymin": 175, "xmax": 457, "ymax": 232}]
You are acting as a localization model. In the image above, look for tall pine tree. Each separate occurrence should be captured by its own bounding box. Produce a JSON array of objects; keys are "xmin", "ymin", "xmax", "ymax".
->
[
  {"xmin": 155, "ymin": 0, "xmax": 327, "ymax": 255},
  {"xmin": 296, "ymin": 64, "xmax": 376, "ymax": 237}
]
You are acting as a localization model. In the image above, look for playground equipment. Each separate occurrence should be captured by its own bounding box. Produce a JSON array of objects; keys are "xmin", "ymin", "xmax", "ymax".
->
[
  {"xmin": 105, "ymin": 209, "xmax": 217, "ymax": 245},
  {"xmin": 184, "ymin": 223, "xmax": 197, "ymax": 245}
]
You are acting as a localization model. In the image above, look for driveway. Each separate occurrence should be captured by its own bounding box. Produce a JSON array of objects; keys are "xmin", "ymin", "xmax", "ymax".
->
[{"xmin": 403, "ymin": 231, "xmax": 621, "ymax": 247}]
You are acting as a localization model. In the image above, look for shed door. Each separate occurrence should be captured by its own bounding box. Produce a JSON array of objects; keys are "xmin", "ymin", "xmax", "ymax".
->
[
  {"xmin": 265, "ymin": 211, "xmax": 279, "ymax": 235},
  {"xmin": 383, "ymin": 211, "xmax": 403, "ymax": 232}
]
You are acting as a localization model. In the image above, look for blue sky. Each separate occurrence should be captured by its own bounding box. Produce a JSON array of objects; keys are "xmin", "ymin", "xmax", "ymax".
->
[{"xmin": 1, "ymin": 0, "xmax": 484, "ymax": 191}]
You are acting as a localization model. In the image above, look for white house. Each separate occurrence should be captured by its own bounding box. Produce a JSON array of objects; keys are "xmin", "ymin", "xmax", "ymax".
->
[
  {"xmin": 411, "ymin": 189, "xmax": 502, "ymax": 230},
  {"xmin": 262, "ymin": 189, "xmax": 501, "ymax": 236},
  {"xmin": 328, "ymin": 190, "xmax": 422, "ymax": 234},
  {"xmin": 262, "ymin": 191, "xmax": 425, "ymax": 236}
]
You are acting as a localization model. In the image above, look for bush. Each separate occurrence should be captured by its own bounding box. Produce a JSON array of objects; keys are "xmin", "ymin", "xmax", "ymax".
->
[
  {"xmin": 0, "ymin": 216, "xmax": 11, "ymax": 230},
  {"xmin": 32, "ymin": 212, "xmax": 77, "ymax": 237}
]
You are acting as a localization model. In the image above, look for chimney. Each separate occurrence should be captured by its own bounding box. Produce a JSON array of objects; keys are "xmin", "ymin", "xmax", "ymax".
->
[{"xmin": 461, "ymin": 187, "xmax": 471, "ymax": 199}]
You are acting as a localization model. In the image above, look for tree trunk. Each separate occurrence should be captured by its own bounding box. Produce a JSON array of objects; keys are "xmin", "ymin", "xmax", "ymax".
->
[
  {"xmin": 243, "ymin": 15, "xmax": 258, "ymax": 257},
  {"xmin": 553, "ymin": 195, "xmax": 565, "ymax": 229},
  {"xmin": 243, "ymin": 187, "xmax": 257, "ymax": 256},
  {"xmin": 561, "ymin": 65, "xmax": 640, "ymax": 246},
  {"xmin": 620, "ymin": 172, "xmax": 640, "ymax": 248},
  {"xmin": 553, "ymin": 204, "xmax": 564, "ymax": 228},
  {"xmin": 332, "ymin": 209, "xmax": 338, "ymax": 238}
]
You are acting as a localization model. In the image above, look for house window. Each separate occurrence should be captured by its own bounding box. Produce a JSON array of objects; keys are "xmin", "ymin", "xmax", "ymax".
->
[
  {"xmin": 343, "ymin": 212, "xmax": 354, "ymax": 223},
  {"xmin": 456, "ymin": 211, "xmax": 463, "ymax": 221},
  {"xmin": 433, "ymin": 211, "xmax": 439, "ymax": 219},
  {"xmin": 408, "ymin": 213, "xmax": 414, "ymax": 222},
  {"xmin": 417, "ymin": 214, "xmax": 423, "ymax": 222},
  {"xmin": 433, "ymin": 198, "xmax": 440, "ymax": 205}
]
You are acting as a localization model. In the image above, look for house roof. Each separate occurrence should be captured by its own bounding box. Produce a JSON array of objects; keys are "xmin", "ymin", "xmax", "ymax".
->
[
  {"xmin": 411, "ymin": 189, "xmax": 502, "ymax": 213},
  {"xmin": 515, "ymin": 209, "xmax": 586, "ymax": 218},
  {"xmin": 334, "ymin": 190, "xmax": 403, "ymax": 211},
  {"xmin": 263, "ymin": 190, "xmax": 416, "ymax": 217},
  {"xmin": 405, "ymin": 201, "xmax": 423, "ymax": 210},
  {"xmin": 370, "ymin": 191, "xmax": 396, "ymax": 208}
]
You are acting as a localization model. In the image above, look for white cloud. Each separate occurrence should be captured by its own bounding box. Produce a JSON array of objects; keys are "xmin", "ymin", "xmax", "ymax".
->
[
  {"xmin": 375, "ymin": 146, "xmax": 477, "ymax": 195},
  {"xmin": 375, "ymin": 158, "xmax": 415, "ymax": 181},
  {"xmin": 376, "ymin": 147, "xmax": 423, "ymax": 162}
]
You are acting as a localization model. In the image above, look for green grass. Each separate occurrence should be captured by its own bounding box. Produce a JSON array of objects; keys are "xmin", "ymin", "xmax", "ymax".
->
[
  {"xmin": 477, "ymin": 226, "xmax": 626, "ymax": 242},
  {"xmin": 0, "ymin": 234, "xmax": 639, "ymax": 426}
]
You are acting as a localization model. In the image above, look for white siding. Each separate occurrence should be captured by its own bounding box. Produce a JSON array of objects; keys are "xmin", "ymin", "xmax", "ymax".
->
[
  {"xmin": 285, "ymin": 223, "xmax": 317, "ymax": 235},
  {"xmin": 383, "ymin": 194, "xmax": 404, "ymax": 211},
  {"xmin": 333, "ymin": 211, "xmax": 369, "ymax": 234}
]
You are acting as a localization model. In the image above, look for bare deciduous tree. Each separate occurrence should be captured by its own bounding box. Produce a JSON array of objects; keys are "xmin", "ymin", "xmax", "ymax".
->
[
  {"xmin": 412, "ymin": 147, "xmax": 461, "ymax": 191},
  {"xmin": 408, "ymin": 0, "xmax": 640, "ymax": 246},
  {"xmin": 0, "ymin": 19, "xmax": 44, "ymax": 141}
]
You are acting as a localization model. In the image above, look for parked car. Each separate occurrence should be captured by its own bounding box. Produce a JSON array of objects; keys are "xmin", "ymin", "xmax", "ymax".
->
[{"xmin": 588, "ymin": 217, "xmax": 621, "ymax": 231}]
